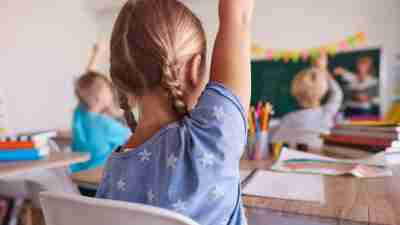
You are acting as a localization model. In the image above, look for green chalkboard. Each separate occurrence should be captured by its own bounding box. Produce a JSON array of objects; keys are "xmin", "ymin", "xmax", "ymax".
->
[{"xmin": 251, "ymin": 48, "xmax": 381, "ymax": 117}]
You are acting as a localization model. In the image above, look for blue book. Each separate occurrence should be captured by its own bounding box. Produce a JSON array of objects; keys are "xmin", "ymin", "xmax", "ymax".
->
[{"xmin": 0, "ymin": 147, "xmax": 48, "ymax": 161}]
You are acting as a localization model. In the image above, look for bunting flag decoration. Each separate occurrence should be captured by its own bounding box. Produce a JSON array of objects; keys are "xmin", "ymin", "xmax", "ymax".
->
[{"xmin": 252, "ymin": 32, "xmax": 367, "ymax": 63}]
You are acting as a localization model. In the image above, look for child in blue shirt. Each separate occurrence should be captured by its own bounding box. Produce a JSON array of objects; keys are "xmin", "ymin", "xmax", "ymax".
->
[
  {"xmin": 70, "ymin": 45, "xmax": 130, "ymax": 173},
  {"xmin": 96, "ymin": 1, "xmax": 254, "ymax": 225}
]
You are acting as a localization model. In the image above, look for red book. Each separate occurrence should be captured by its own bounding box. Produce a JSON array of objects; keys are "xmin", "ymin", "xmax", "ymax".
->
[
  {"xmin": 0, "ymin": 141, "xmax": 35, "ymax": 149},
  {"xmin": 323, "ymin": 134, "xmax": 392, "ymax": 148}
]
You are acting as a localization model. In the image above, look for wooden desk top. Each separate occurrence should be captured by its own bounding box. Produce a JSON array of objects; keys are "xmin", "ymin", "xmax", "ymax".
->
[
  {"xmin": 71, "ymin": 159, "xmax": 400, "ymax": 225},
  {"xmin": 71, "ymin": 167, "xmax": 104, "ymax": 186},
  {"xmin": 0, "ymin": 152, "xmax": 89, "ymax": 179},
  {"xmin": 242, "ymin": 160, "xmax": 400, "ymax": 225}
]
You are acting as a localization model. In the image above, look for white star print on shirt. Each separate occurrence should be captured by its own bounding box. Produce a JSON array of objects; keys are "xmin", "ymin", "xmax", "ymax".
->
[
  {"xmin": 213, "ymin": 105, "xmax": 225, "ymax": 122},
  {"xmin": 199, "ymin": 151, "xmax": 214, "ymax": 168},
  {"xmin": 167, "ymin": 153, "xmax": 178, "ymax": 169},
  {"xmin": 138, "ymin": 149, "xmax": 152, "ymax": 162},
  {"xmin": 172, "ymin": 199, "xmax": 187, "ymax": 213},
  {"xmin": 117, "ymin": 179, "xmax": 126, "ymax": 191},
  {"xmin": 210, "ymin": 185, "xmax": 224, "ymax": 200},
  {"xmin": 147, "ymin": 190, "xmax": 155, "ymax": 203}
]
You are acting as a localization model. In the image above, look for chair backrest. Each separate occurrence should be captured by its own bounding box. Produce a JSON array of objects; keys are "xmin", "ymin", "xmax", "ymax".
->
[{"xmin": 40, "ymin": 192, "xmax": 200, "ymax": 225}]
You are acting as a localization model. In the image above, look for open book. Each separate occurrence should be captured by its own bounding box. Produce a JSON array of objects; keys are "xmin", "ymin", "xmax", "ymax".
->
[{"xmin": 271, "ymin": 148, "xmax": 395, "ymax": 178}]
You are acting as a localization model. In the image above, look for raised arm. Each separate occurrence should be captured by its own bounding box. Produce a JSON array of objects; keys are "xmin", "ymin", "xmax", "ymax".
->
[
  {"xmin": 323, "ymin": 77, "xmax": 344, "ymax": 116},
  {"xmin": 210, "ymin": 0, "xmax": 254, "ymax": 114},
  {"xmin": 86, "ymin": 42, "xmax": 107, "ymax": 73}
]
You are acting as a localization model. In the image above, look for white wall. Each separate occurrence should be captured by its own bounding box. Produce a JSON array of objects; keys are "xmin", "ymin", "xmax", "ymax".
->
[
  {"xmin": 3, "ymin": 0, "xmax": 397, "ymax": 132},
  {"xmin": 97, "ymin": 0, "xmax": 400, "ymax": 114},
  {"xmin": 0, "ymin": 0, "xmax": 98, "ymax": 132}
]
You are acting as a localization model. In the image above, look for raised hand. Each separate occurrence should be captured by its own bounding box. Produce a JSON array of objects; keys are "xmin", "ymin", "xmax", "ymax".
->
[{"xmin": 210, "ymin": 0, "xmax": 255, "ymax": 114}]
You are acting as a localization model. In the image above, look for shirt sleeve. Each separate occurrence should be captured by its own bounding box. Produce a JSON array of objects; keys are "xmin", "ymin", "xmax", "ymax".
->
[
  {"xmin": 105, "ymin": 118, "xmax": 131, "ymax": 148},
  {"xmin": 322, "ymin": 78, "xmax": 344, "ymax": 117},
  {"xmin": 185, "ymin": 82, "xmax": 248, "ymax": 159}
]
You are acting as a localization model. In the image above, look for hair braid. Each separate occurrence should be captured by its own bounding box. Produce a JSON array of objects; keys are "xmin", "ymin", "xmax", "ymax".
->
[
  {"xmin": 118, "ymin": 91, "xmax": 137, "ymax": 132},
  {"xmin": 161, "ymin": 62, "xmax": 187, "ymax": 115}
]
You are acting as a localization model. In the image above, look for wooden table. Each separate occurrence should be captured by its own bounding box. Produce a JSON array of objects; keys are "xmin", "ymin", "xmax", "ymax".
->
[
  {"xmin": 0, "ymin": 152, "xmax": 89, "ymax": 179},
  {"xmin": 71, "ymin": 160, "xmax": 400, "ymax": 225},
  {"xmin": 241, "ymin": 160, "xmax": 400, "ymax": 225}
]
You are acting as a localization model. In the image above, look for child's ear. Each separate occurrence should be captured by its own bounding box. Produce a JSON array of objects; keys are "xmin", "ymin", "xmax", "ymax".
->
[{"xmin": 188, "ymin": 54, "xmax": 202, "ymax": 87}]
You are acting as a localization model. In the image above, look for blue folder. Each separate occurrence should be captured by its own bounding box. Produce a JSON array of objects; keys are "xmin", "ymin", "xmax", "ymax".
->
[{"xmin": 0, "ymin": 149, "xmax": 45, "ymax": 161}]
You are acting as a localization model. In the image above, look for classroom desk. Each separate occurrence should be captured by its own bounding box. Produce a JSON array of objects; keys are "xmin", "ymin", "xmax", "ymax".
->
[
  {"xmin": 72, "ymin": 160, "xmax": 400, "ymax": 225},
  {"xmin": 0, "ymin": 152, "xmax": 89, "ymax": 179},
  {"xmin": 242, "ymin": 161, "xmax": 400, "ymax": 225}
]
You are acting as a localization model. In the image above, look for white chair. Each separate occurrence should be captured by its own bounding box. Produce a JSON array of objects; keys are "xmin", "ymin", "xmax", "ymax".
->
[
  {"xmin": 271, "ymin": 128, "xmax": 328, "ymax": 150},
  {"xmin": 40, "ymin": 192, "xmax": 200, "ymax": 225}
]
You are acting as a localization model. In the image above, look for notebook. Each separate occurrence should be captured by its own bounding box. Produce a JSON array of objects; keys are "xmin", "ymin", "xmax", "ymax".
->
[
  {"xmin": 242, "ymin": 170, "xmax": 325, "ymax": 203},
  {"xmin": 271, "ymin": 148, "xmax": 394, "ymax": 178}
]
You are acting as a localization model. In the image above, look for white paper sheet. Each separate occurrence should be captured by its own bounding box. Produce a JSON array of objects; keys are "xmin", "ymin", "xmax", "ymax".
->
[{"xmin": 242, "ymin": 170, "xmax": 325, "ymax": 203}]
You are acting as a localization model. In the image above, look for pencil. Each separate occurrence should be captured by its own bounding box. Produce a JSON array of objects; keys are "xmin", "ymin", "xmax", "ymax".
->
[{"xmin": 248, "ymin": 107, "xmax": 256, "ymax": 134}]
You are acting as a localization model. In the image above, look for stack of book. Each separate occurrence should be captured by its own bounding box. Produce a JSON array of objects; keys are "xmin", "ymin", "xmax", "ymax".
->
[
  {"xmin": 322, "ymin": 123, "xmax": 400, "ymax": 158},
  {"xmin": 0, "ymin": 131, "xmax": 57, "ymax": 161}
]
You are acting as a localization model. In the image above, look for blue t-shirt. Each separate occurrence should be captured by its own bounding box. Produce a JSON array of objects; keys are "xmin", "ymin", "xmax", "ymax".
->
[
  {"xmin": 96, "ymin": 82, "xmax": 248, "ymax": 225},
  {"xmin": 70, "ymin": 105, "xmax": 131, "ymax": 173}
]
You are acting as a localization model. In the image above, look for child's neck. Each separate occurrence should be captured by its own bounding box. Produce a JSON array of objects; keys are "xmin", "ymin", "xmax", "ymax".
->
[{"xmin": 125, "ymin": 93, "xmax": 181, "ymax": 150}]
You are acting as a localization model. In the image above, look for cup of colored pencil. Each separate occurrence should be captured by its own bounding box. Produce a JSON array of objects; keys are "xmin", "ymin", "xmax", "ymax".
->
[{"xmin": 245, "ymin": 102, "xmax": 273, "ymax": 160}]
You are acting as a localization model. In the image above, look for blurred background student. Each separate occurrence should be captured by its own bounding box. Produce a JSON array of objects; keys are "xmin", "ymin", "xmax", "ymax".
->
[
  {"xmin": 70, "ymin": 43, "xmax": 131, "ymax": 173},
  {"xmin": 272, "ymin": 63, "xmax": 343, "ymax": 149},
  {"xmin": 334, "ymin": 56, "xmax": 379, "ymax": 117}
]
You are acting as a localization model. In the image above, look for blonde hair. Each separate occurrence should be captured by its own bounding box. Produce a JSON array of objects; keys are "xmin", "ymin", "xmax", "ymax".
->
[
  {"xmin": 110, "ymin": 0, "xmax": 207, "ymax": 131},
  {"xmin": 75, "ymin": 71, "xmax": 115, "ymax": 109},
  {"xmin": 291, "ymin": 69, "xmax": 329, "ymax": 109}
]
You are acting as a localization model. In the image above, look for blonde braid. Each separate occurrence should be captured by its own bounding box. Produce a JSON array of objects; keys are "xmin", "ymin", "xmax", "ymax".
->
[{"xmin": 161, "ymin": 62, "xmax": 187, "ymax": 115}]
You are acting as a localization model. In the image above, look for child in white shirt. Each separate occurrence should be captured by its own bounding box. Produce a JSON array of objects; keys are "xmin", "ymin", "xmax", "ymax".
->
[{"xmin": 272, "ymin": 67, "xmax": 343, "ymax": 149}]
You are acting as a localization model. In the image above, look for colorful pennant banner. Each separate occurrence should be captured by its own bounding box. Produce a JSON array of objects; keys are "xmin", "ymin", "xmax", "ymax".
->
[{"xmin": 252, "ymin": 32, "xmax": 367, "ymax": 63}]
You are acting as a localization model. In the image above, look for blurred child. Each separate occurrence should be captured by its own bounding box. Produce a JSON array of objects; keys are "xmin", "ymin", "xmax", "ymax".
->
[
  {"xmin": 70, "ymin": 45, "xmax": 130, "ymax": 173},
  {"xmin": 96, "ymin": 0, "xmax": 253, "ymax": 225},
  {"xmin": 334, "ymin": 56, "xmax": 379, "ymax": 117},
  {"xmin": 272, "ymin": 68, "xmax": 343, "ymax": 149}
]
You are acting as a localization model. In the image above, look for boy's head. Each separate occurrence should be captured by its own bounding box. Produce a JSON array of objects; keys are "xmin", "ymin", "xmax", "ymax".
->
[
  {"xmin": 110, "ymin": 0, "xmax": 207, "ymax": 117},
  {"xmin": 291, "ymin": 68, "xmax": 329, "ymax": 109},
  {"xmin": 75, "ymin": 72, "xmax": 115, "ymax": 113}
]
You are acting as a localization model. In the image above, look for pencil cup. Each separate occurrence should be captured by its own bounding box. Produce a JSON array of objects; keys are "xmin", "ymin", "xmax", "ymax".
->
[
  {"xmin": 246, "ymin": 132, "xmax": 270, "ymax": 160},
  {"xmin": 245, "ymin": 134, "xmax": 256, "ymax": 160}
]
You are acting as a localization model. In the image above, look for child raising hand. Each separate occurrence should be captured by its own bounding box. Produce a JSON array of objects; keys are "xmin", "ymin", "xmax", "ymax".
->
[
  {"xmin": 96, "ymin": 1, "xmax": 253, "ymax": 225},
  {"xmin": 70, "ymin": 43, "xmax": 131, "ymax": 173}
]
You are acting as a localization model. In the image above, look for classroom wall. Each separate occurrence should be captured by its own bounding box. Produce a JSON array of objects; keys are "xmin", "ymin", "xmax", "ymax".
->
[
  {"xmin": 96, "ymin": 0, "xmax": 400, "ymax": 114},
  {"xmin": 0, "ymin": 0, "xmax": 98, "ymax": 132}
]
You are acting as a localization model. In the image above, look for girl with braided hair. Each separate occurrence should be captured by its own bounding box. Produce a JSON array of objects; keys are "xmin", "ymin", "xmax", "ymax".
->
[{"xmin": 97, "ymin": 1, "xmax": 253, "ymax": 225}]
